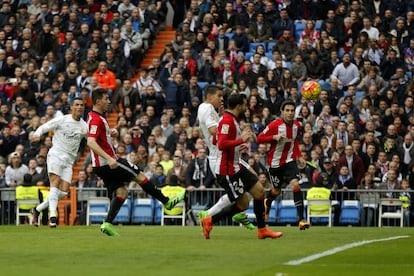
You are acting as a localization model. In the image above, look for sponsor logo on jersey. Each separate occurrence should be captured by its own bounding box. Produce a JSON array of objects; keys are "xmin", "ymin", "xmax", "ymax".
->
[
  {"xmin": 221, "ymin": 124, "xmax": 229, "ymax": 134},
  {"xmin": 90, "ymin": 125, "xmax": 98, "ymax": 134}
]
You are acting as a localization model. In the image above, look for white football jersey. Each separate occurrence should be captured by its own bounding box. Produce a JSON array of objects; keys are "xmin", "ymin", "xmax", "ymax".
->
[
  {"xmin": 34, "ymin": 114, "xmax": 88, "ymax": 165},
  {"xmin": 197, "ymin": 102, "xmax": 220, "ymax": 171}
]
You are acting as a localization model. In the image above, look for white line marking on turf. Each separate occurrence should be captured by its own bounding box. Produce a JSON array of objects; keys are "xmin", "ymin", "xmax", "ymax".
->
[{"xmin": 286, "ymin": 235, "xmax": 410, "ymax": 266}]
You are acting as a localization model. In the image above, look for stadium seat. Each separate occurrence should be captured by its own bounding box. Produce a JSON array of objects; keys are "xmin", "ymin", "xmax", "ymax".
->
[
  {"xmin": 295, "ymin": 29, "xmax": 302, "ymax": 43},
  {"xmin": 225, "ymin": 32, "xmax": 234, "ymax": 40},
  {"xmin": 278, "ymin": 200, "xmax": 298, "ymax": 225},
  {"xmin": 295, "ymin": 22, "xmax": 306, "ymax": 32},
  {"xmin": 249, "ymin": 42, "xmax": 266, "ymax": 53},
  {"xmin": 338, "ymin": 47, "xmax": 345, "ymax": 58},
  {"xmin": 113, "ymin": 198, "xmax": 131, "ymax": 225},
  {"xmin": 161, "ymin": 201, "xmax": 186, "ymax": 226},
  {"xmin": 284, "ymin": 61, "xmax": 291, "ymax": 69},
  {"xmin": 197, "ymin": 82, "xmax": 209, "ymax": 91},
  {"xmin": 16, "ymin": 199, "xmax": 40, "ymax": 226},
  {"xmin": 294, "ymin": 22, "xmax": 305, "ymax": 42},
  {"xmin": 340, "ymin": 200, "xmax": 361, "ymax": 225},
  {"xmin": 378, "ymin": 198, "xmax": 404, "ymax": 227},
  {"xmin": 267, "ymin": 41, "xmax": 276, "ymax": 52},
  {"xmin": 245, "ymin": 52, "xmax": 253, "ymax": 61},
  {"xmin": 306, "ymin": 199, "xmax": 332, "ymax": 227},
  {"xmin": 315, "ymin": 21, "xmax": 322, "ymax": 31},
  {"xmin": 265, "ymin": 52, "xmax": 273, "ymax": 60},
  {"xmin": 131, "ymin": 198, "xmax": 154, "ymax": 224},
  {"xmin": 153, "ymin": 200, "xmax": 162, "ymax": 225},
  {"xmin": 86, "ymin": 197, "xmax": 110, "ymax": 226},
  {"xmin": 356, "ymin": 91, "xmax": 365, "ymax": 100}
]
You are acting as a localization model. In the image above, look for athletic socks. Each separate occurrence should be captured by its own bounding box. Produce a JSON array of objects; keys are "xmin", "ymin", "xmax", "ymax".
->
[
  {"xmin": 207, "ymin": 194, "xmax": 232, "ymax": 217},
  {"xmin": 212, "ymin": 203, "xmax": 241, "ymax": 224},
  {"xmin": 49, "ymin": 187, "xmax": 59, "ymax": 218},
  {"xmin": 106, "ymin": 195, "xmax": 125, "ymax": 224},
  {"xmin": 139, "ymin": 178, "xmax": 169, "ymax": 204},
  {"xmin": 35, "ymin": 189, "xmax": 68, "ymax": 212},
  {"xmin": 293, "ymin": 188, "xmax": 304, "ymax": 221},
  {"xmin": 253, "ymin": 197, "xmax": 266, "ymax": 228}
]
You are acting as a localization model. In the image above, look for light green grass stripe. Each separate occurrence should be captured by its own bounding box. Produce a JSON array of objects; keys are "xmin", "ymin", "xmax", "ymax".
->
[{"xmin": 286, "ymin": 235, "xmax": 411, "ymax": 266}]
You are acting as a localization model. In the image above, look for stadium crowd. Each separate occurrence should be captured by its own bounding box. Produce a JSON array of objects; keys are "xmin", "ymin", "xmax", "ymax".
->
[{"xmin": 1, "ymin": 0, "xmax": 414, "ymax": 226}]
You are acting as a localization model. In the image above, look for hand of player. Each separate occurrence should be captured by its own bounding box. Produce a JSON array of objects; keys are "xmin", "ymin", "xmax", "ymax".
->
[{"xmin": 108, "ymin": 158, "xmax": 118, "ymax": 169}]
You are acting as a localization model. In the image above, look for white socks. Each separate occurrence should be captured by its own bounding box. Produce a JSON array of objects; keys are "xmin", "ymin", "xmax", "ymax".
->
[
  {"xmin": 49, "ymin": 187, "xmax": 59, "ymax": 218},
  {"xmin": 35, "ymin": 189, "xmax": 68, "ymax": 213},
  {"xmin": 207, "ymin": 194, "xmax": 232, "ymax": 216}
]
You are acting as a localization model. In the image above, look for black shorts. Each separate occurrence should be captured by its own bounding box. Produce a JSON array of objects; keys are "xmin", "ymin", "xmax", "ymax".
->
[
  {"xmin": 93, "ymin": 158, "xmax": 142, "ymax": 195},
  {"xmin": 267, "ymin": 161, "xmax": 300, "ymax": 189},
  {"xmin": 216, "ymin": 166, "xmax": 258, "ymax": 202}
]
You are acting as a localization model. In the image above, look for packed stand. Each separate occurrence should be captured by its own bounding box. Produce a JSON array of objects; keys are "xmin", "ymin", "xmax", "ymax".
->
[
  {"xmin": 0, "ymin": 0, "xmax": 168, "ymax": 224},
  {"xmin": 1, "ymin": 0, "xmax": 414, "ymax": 227},
  {"xmin": 133, "ymin": 0, "xmax": 414, "ymax": 226}
]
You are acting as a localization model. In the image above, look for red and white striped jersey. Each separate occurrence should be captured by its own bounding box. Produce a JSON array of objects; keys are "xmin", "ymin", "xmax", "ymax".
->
[
  {"xmin": 215, "ymin": 112, "xmax": 244, "ymax": 176},
  {"xmin": 87, "ymin": 111, "xmax": 117, "ymax": 167},
  {"xmin": 256, "ymin": 118, "xmax": 301, "ymax": 168}
]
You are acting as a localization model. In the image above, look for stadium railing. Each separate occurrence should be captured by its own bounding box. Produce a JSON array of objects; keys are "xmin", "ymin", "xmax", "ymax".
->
[{"xmin": 0, "ymin": 188, "xmax": 409, "ymax": 227}]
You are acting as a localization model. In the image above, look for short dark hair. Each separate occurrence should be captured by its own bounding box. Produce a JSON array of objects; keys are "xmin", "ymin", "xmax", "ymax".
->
[
  {"xmin": 204, "ymin": 85, "xmax": 222, "ymax": 97},
  {"xmin": 280, "ymin": 100, "xmax": 295, "ymax": 111},
  {"xmin": 227, "ymin": 93, "xmax": 246, "ymax": 109},
  {"xmin": 91, "ymin": 88, "xmax": 108, "ymax": 104},
  {"xmin": 71, "ymin": 97, "xmax": 84, "ymax": 106}
]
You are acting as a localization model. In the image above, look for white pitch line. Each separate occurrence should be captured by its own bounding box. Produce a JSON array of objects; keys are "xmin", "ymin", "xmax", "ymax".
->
[{"xmin": 286, "ymin": 235, "xmax": 410, "ymax": 266}]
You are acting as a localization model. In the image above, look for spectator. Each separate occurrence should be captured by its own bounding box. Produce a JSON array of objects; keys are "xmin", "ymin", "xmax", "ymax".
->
[
  {"xmin": 357, "ymin": 67, "xmax": 387, "ymax": 94},
  {"xmin": 247, "ymin": 12, "xmax": 272, "ymax": 43},
  {"xmin": 185, "ymin": 148, "xmax": 214, "ymax": 206},
  {"xmin": 232, "ymin": 25, "xmax": 249, "ymax": 53},
  {"xmin": 5, "ymin": 151, "xmax": 29, "ymax": 187},
  {"xmin": 271, "ymin": 8, "xmax": 295, "ymax": 41},
  {"xmin": 79, "ymin": 49, "xmax": 99, "ymax": 76},
  {"xmin": 240, "ymin": 1, "xmax": 256, "ymax": 28},
  {"xmin": 330, "ymin": 52, "xmax": 360, "ymax": 89},
  {"xmin": 165, "ymin": 154, "xmax": 187, "ymax": 187},
  {"xmin": 361, "ymin": 16, "xmax": 379, "ymax": 41},
  {"xmin": 305, "ymin": 49, "xmax": 326, "ymax": 85},
  {"xmin": 150, "ymin": 163, "xmax": 166, "ymax": 187},
  {"xmin": 161, "ymin": 72, "xmax": 190, "ymax": 117},
  {"xmin": 92, "ymin": 61, "xmax": 117, "ymax": 95},
  {"xmin": 121, "ymin": 19, "xmax": 143, "ymax": 69},
  {"xmin": 380, "ymin": 49, "xmax": 404, "ymax": 81}
]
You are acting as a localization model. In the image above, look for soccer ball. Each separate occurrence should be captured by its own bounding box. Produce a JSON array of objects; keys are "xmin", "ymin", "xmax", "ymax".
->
[{"xmin": 301, "ymin": 81, "xmax": 321, "ymax": 101}]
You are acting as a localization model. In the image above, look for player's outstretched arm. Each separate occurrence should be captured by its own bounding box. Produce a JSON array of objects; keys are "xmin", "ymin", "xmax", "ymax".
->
[{"xmin": 87, "ymin": 137, "xmax": 118, "ymax": 169}]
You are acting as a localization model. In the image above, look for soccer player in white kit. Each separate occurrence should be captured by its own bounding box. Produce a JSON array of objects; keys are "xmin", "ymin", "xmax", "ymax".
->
[
  {"xmin": 197, "ymin": 85, "xmax": 254, "ymax": 229},
  {"xmin": 32, "ymin": 98, "xmax": 88, "ymax": 227}
]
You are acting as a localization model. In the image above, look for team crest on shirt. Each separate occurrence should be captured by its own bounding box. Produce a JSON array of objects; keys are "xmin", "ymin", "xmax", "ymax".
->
[
  {"xmin": 221, "ymin": 124, "xmax": 229, "ymax": 134},
  {"xmin": 211, "ymin": 112, "xmax": 219, "ymax": 121},
  {"xmin": 263, "ymin": 126, "xmax": 269, "ymax": 134},
  {"xmin": 90, "ymin": 125, "xmax": 98, "ymax": 134}
]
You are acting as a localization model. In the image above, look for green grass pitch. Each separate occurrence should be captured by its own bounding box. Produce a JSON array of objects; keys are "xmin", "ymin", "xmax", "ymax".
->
[{"xmin": 0, "ymin": 225, "xmax": 413, "ymax": 276}]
